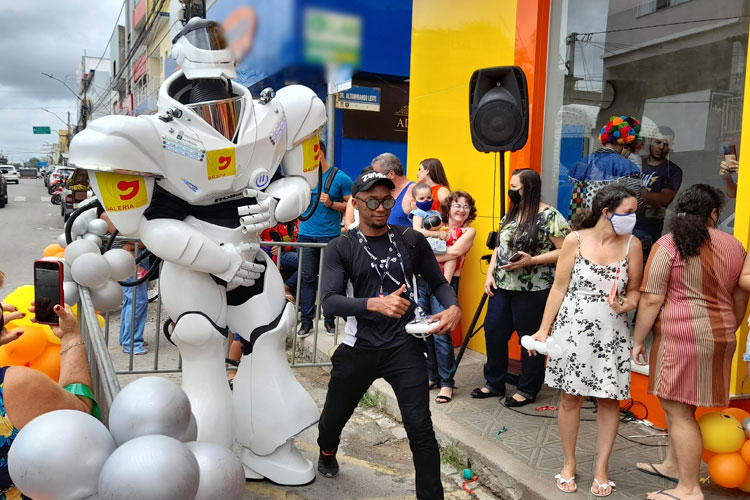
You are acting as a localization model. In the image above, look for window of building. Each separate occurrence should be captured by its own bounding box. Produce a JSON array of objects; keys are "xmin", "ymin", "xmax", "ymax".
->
[
  {"xmin": 541, "ymin": 0, "xmax": 748, "ymax": 373},
  {"xmin": 637, "ymin": 0, "xmax": 692, "ymax": 17}
]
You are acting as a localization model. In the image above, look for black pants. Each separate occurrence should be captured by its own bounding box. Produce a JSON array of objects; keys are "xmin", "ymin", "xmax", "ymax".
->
[
  {"xmin": 483, "ymin": 288, "xmax": 550, "ymax": 399},
  {"xmin": 318, "ymin": 338, "xmax": 443, "ymax": 500}
]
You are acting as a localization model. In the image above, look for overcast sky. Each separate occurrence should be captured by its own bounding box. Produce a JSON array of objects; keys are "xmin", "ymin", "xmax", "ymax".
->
[{"xmin": 0, "ymin": 1, "xmax": 123, "ymax": 163}]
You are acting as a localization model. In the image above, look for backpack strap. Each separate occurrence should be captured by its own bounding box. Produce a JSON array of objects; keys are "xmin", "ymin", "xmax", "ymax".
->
[
  {"xmin": 323, "ymin": 166, "xmax": 339, "ymax": 194},
  {"xmin": 334, "ymin": 232, "xmax": 354, "ymax": 283},
  {"xmin": 394, "ymin": 225, "xmax": 421, "ymax": 275}
]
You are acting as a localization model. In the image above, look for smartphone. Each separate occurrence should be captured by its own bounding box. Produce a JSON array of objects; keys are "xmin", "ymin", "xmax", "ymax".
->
[
  {"xmin": 509, "ymin": 252, "xmax": 523, "ymax": 263},
  {"xmin": 34, "ymin": 260, "xmax": 64, "ymax": 324}
]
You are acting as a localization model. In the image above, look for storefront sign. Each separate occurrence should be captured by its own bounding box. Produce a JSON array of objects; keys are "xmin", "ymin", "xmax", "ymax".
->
[
  {"xmin": 336, "ymin": 86, "xmax": 381, "ymax": 112},
  {"xmin": 342, "ymin": 80, "xmax": 408, "ymax": 142}
]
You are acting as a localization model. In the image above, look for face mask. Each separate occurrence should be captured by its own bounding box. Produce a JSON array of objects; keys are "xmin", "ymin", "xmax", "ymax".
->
[
  {"xmin": 608, "ymin": 212, "xmax": 636, "ymax": 235},
  {"xmin": 416, "ymin": 199, "xmax": 433, "ymax": 212},
  {"xmin": 508, "ymin": 189, "xmax": 522, "ymax": 204}
]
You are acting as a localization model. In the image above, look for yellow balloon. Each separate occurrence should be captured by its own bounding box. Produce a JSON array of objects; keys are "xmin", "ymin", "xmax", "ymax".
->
[
  {"xmin": 699, "ymin": 412, "xmax": 746, "ymax": 454},
  {"xmin": 42, "ymin": 324, "xmax": 61, "ymax": 345},
  {"xmin": 2, "ymin": 285, "xmax": 35, "ymax": 316}
]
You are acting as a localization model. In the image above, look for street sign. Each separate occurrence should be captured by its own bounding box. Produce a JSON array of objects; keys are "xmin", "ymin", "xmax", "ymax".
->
[
  {"xmin": 335, "ymin": 86, "xmax": 381, "ymax": 112},
  {"xmin": 304, "ymin": 8, "xmax": 361, "ymax": 67},
  {"xmin": 37, "ymin": 161, "xmax": 48, "ymax": 167},
  {"xmin": 33, "ymin": 126, "xmax": 51, "ymax": 134},
  {"xmin": 327, "ymin": 64, "xmax": 353, "ymax": 95}
]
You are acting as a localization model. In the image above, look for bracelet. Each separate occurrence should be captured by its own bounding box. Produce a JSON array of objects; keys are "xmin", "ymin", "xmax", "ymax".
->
[
  {"xmin": 59, "ymin": 341, "xmax": 85, "ymax": 355},
  {"xmin": 64, "ymin": 383, "xmax": 101, "ymax": 420}
]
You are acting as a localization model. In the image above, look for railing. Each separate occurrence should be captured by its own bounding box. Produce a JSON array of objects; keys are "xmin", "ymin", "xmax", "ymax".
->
[{"xmin": 78, "ymin": 238, "xmax": 337, "ymax": 400}]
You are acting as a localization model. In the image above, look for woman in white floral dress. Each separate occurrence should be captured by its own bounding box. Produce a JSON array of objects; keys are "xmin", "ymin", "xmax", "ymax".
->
[{"xmin": 529, "ymin": 185, "xmax": 643, "ymax": 497}]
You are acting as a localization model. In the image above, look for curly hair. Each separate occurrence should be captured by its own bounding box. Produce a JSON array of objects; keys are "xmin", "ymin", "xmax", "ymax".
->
[
  {"xmin": 441, "ymin": 190, "xmax": 477, "ymax": 226},
  {"xmin": 600, "ymin": 115, "xmax": 641, "ymax": 147},
  {"xmin": 668, "ymin": 184, "xmax": 725, "ymax": 259},
  {"xmin": 573, "ymin": 184, "xmax": 638, "ymax": 230}
]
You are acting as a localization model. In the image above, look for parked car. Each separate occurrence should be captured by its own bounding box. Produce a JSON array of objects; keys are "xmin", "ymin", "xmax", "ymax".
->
[
  {"xmin": 48, "ymin": 166, "xmax": 75, "ymax": 189},
  {"xmin": 61, "ymin": 169, "xmax": 91, "ymax": 221},
  {"xmin": 0, "ymin": 174, "xmax": 7, "ymax": 208},
  {"xmin": 0, "ymin": 166, "xmax": 20, "ymax": 184}
]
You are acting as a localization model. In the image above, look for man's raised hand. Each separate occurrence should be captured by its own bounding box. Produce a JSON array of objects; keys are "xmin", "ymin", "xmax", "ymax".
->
[{"xmin": 367, "ymin": 284, "xmax": 411, "ymax": 319}]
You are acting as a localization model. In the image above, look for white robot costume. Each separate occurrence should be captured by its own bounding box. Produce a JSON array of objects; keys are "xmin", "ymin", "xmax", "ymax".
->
[{"xmin": 69, "ymin": 18, "xmax": 325, "ymax": 484}]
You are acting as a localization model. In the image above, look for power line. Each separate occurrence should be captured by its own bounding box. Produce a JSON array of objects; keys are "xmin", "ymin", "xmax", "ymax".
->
[{"xmin": 576, "ymin": 15, "xmax": 748, "ymax": 37}]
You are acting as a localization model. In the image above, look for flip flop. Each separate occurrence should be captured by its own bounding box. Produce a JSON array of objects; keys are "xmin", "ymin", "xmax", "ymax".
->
[
  {"xmin": 554, "ymin": 473, "xmax": 577, "ymax": 493},
  {"xmin": 637, "ymin": 463, "xmax": 678, "ymax": 483},
  {"xmin": 591, "ymin": 478, "xmax": 615, "ymax": 497},
  {"xmin": 650, "ymin": 490, "xmax": 682, "ymax": 500}
]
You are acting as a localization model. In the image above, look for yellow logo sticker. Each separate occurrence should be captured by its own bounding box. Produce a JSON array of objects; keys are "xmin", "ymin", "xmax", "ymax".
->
[
  {"xmin": 302, "ymin": 136, "xmax": 321, "ymax": 173},
  {"xmin": 95, "ymin": 172, "xmax": 148, "ymax": 212},
  {"xmin": 206, "ymin": 147, "xmax": 237, "ymax": 180}
]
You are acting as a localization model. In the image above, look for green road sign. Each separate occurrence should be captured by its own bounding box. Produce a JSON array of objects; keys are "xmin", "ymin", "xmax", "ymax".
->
[{"xmin": 33, "ymin": 126, "xmax": 51, "ymax": 134}]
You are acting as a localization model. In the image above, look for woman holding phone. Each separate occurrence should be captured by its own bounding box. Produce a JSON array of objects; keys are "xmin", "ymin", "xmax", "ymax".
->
[{"xmin": 473, "ymin": 169, "xmax": 570, "ymax": 406}]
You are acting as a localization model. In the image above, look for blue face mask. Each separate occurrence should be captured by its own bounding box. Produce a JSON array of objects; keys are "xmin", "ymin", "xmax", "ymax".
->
[
  {"xmin": 608, "ymin": 212, "xmax": 636, "ymax": 235},
  {"xmin": 416, "ymin": 199, "xmax": 433, "ymax": 212}
]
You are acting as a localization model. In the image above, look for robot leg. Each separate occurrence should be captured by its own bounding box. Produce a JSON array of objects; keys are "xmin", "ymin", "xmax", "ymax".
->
[{"xmin": 233, "ymin": 303, "xmax": 319, "ymax": 484}]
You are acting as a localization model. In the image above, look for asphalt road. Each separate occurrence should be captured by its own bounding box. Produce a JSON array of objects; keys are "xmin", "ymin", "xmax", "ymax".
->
[{"xmin": 0, "ymin": 177, "xmax": 64, "ymax": 291}]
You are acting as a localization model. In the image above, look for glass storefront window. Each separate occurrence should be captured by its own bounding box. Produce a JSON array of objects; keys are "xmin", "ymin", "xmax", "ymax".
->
[{"xmin": 541, "ymin": 0, "xmax": 748, "ymax": 373}]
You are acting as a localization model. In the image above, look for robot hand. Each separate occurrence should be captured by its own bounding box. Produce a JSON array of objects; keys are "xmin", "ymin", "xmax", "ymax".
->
[
  {"xmin": 238, "ymin": 189, "xmax": 278, "ymax": 234},
  {"xmin": 214, "ymin": 242, "xmax": 265, "ymax": 287}
]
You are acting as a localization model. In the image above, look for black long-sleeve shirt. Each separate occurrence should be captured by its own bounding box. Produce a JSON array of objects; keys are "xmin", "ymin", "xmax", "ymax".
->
[{"xmin": 321, "ymin": 227, "xmax": 458, "ymax": 349}]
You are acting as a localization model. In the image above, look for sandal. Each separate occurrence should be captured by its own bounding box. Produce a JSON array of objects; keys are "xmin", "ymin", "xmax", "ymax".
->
[
  {"xmin": 435, "ymin": 388, "xmax": 453, "ymax": 404},
  {"xmin": 591, "ymin": 478, "xmax": 615, "ymax": 497},
  {"xmin": 554, "ymin": 473, "xmax": 577, "ymax": 493}
]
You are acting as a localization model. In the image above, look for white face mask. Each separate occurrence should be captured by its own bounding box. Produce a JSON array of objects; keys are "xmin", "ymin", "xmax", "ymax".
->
[{"xmin": 608, "ymin": 212, "xmax": 636, "ymax": 235}]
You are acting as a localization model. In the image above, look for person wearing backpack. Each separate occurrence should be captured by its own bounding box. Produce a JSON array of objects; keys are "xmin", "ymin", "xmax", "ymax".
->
[
  {"xmin": 297, "ymin": 141, "xmax": 353, "ymax": 337},
  {"xmin": 316, "ymin": 172, "xmax": 461, "ymax": 500}
]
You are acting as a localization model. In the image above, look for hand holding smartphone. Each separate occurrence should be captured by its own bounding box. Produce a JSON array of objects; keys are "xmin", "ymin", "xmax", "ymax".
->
[
  {"xmin": 508, "ymin": 252, "xmax": 523, "ymax": 263},
  {"xmin": 34, "ymin": 260, "xmax": 64, "ymax": 324}
]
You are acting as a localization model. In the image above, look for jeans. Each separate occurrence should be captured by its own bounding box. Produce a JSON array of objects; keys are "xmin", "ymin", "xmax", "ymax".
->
[
  {"xmin": 318, "ymin": 339, "xmax": 443, "ymax": 500},
  {"xmin": 482, "ymin": 288, "xmax": 550, "ymax": 399},
  {"xmin": 279, "ymin": 250, "xmax": 298, "ymax": 290},
  {"xmin": 298, "ymin": 234, "xmax": 337, "ymax": 325},
  {"xmin": 120, "ymin": 262, "xmax": 149, "ymax": 353},
  {"xmin": 417, "ymin": 277, "xmax": 456, "ymax": 388}
]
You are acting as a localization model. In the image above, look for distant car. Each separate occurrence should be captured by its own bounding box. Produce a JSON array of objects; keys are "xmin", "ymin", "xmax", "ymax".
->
[
  {"xmin": 19, "ymin": 167, "xmax": 38, "ymax": 179},
  {"xmin": 48, "ymin": 166, "xmax": 75, "ymax": 188},
  {"xmin": 0, "ymin": 174, "xmax": 7, "ymax": 208},
  {"xmin": 0, "ymin": 166, "xmax": 20, "ymax": 184}
]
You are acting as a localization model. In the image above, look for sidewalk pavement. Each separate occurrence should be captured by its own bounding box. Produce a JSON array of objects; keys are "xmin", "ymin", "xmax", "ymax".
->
[{"xmin": 300, "ymin": 322, "xmax": 746, "ymax": 500}]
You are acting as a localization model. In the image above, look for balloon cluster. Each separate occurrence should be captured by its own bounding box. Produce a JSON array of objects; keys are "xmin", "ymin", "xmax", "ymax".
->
[
  {"xmin": 698, "ymin": 408, "xmax": 750, "ymax": 491},
  {"xmin": 1, "ymin": 286, "xmax": 62, "ymax": 381},
  {"xmin": 9, "ymin": 377, "xmax": 246, "ymax": 500},
  {"xmin": 57, "ymin": 202, "xmax": 109, "ymax": 250}
]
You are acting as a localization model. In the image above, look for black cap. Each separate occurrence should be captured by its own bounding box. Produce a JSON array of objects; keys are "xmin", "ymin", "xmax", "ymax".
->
[{"xmin": 351, "ymin": 171, "xmax": 395, "ymax": 196}]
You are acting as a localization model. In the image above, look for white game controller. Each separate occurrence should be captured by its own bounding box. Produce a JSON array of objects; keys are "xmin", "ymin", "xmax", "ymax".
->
[{"xmin": 406, "ymin": 318, "xmax": 441, "ymax": 338}]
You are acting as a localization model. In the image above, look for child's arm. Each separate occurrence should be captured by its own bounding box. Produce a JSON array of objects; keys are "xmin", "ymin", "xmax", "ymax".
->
[{"xmin": 411, "ymin": 214, "xmax": 446, "ymax": 239}]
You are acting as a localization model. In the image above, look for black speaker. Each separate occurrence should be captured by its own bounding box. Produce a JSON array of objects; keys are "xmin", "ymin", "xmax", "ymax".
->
[{"xmin": 469, "ymin": 66, "xmax": 529, "ymax": 152}]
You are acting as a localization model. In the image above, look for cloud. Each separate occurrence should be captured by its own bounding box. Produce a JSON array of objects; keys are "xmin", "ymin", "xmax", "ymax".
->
[{"xmin": 0, "ymin": 0, "xmax": 123, "ymax": 162}]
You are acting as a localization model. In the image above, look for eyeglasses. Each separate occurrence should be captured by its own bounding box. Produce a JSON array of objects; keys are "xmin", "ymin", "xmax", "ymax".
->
[
  {"xmin": 451, "ymin": 203, "xmax": 471, "ymax": 211},
  {"xmin": 356, "ymin": 197, "xmax": 396, "ymax": 210}
]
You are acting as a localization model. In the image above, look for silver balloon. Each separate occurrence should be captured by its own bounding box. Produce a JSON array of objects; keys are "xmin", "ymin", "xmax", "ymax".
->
[
  {"xmin": 742, "ymin": 417, "xmax": 750, "ymax": 439},
  {"xmin": 71, "ymin": 253, "xmax": 111, "ymax": 288},
  {"xmin": 71, "ymin": 213, "xmax": 90, "ymax": 237},
  {"xmin": 89, "ymin": 280, "xmax": 124, "ymax": 312},
  {"xmin": 185, "ymin": 441, "xmax": 246, "ymax": 500},
  {"xmin": 104, "ymin": 249, "xmax": 137, "ymax": 281},
  {"xmin": 56, "ymin": 232, "xmax": 68, "ymax": 248},
  {"xmin": 9, "ymin": 410, "xmax": 116, "ymax": 500},
  {"xmin": 87, "ymin": 218, "xmax": 109, "ymax": 236},
  {"xmin": 64, "ymin": 238, "xmax": 100, "ymax": 266},
  {"xmin": 108, "ymin": 376, "xmax": 192, "ymax": 446},
  {"xmin": 98, "ymin": 435, "xmax": 199, "ymax": 500},
  {"xmin": 82, "ymin": 233, "xmax": 103, "ymax": 249},
  {"xmin": 63, "ymin": 281, "xmax": 80, "ymax": 306},
  {"xmin": 180, "ymin": 412, "xmax": 198, "ymax": 442}
]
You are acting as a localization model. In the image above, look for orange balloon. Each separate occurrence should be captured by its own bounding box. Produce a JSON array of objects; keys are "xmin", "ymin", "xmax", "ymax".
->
[
  {"xmin": 28, "ymin": 343, "xmax": 61, "ymax": 381},
  {"xmin": 54, "ymin": 250, "xmax": 65, "ymax": 258},
  {"xmin": 708, "ymin": 453, "xmax": 749, "ymax": 489},
  {"xmin": 723, "ymin": 408, "xmax": 750, "ymax": 424},
  {"xmin": 740, "ymin": 467, "xmax": 750, "ymax": 493},
  {"xmin": 0, "ymin": 347, "xmax": 23, "ymax": 366},
  {"xmin": 2, "ymin": 324, "xmax": 47, "ymax": 364},
  {"xmin": 742, "ymin": 440, "xmax": 750, "ymax": 466},
  {"xmin": 702, "ymin": 448, "xmax": 716, "ymax": 464},
  {"xmin": 43, "ymin": 244, "xmax": 64, "ymax": 257}
]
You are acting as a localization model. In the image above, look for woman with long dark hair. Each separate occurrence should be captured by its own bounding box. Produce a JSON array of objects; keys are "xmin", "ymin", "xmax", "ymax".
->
[
  {"xmin": 529, "ymin": 184, "xmax": 643, "ymax": 496},
  {"xmin": 632, "ymin": 184, "xmax": 748, "ymax": 500},
  {"xmin": 473, "ymin": 169, "xmax": 570, "ymax": 406},
  {"xmin": 417, "ymin": 158, "xmax": 451, "ymax": 211}
]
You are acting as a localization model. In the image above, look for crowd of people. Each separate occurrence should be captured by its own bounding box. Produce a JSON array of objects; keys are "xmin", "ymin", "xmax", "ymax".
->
[{"xmin": 3, "ymin": 113, "xmax": 750, "ymax": 500}]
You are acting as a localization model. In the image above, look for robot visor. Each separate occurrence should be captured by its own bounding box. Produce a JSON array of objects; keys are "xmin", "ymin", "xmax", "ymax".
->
[
  {"xmin": 187, "ymin": 95, "xmax": 244, "ymax": 140},
  {"xmin": 184, "ymin": 21, "xmax": 228, "ymax": 51}
]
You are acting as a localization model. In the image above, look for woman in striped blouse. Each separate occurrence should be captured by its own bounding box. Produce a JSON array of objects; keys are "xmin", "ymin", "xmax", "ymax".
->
[{"xmin": 632, "ymin": 184, "xmax": 749, "ymax": 500}]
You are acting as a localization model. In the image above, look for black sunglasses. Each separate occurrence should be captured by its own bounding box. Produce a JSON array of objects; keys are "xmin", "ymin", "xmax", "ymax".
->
[{"xmin": 355, "ymin": 197, "xmax": 396, "ymax": 210}]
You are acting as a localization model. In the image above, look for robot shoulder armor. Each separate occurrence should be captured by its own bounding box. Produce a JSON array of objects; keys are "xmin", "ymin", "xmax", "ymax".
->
[
  {"xmin": 69, "ymin": 115, "xmax": 166, "ymax": 176},
  {"xmin": 273, "ymin": 85, "xmax": 326, "ymax": 149}
]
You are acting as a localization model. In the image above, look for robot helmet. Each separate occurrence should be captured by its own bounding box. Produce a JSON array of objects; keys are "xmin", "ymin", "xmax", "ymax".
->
[{"xmin": 171, "ymin": 18, "xmax": 237, "ymax": 80}]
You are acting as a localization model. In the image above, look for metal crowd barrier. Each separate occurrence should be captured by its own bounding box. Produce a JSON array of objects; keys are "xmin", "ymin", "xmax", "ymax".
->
[{"xmin": 78, "ymin": 238, "xmax": 338, "ymax": 395}]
